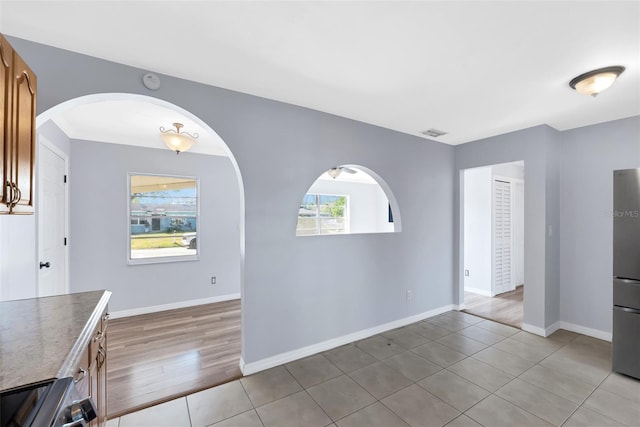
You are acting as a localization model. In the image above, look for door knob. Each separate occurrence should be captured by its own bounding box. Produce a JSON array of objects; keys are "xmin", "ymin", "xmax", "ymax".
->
[{"xmin": 39, "ymin": 261, "xmax": 51, "ymax": 269}]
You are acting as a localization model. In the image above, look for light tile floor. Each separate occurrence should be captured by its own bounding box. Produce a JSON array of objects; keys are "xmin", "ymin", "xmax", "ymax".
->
[{"xmin": 106, "ymin": 311, "xmax": 640, "ymax": 427}]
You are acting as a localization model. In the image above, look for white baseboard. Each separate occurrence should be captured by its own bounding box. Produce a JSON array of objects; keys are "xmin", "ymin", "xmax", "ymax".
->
[
  {"xmin": 544, "ymin": 321, "xmax": 562, "ymax": 337},
  {"xmin": 522, "ymin": 321, "xmax": 611, "ymax": 342},
  {"xmin": 464, "ymin": 287, "xmax": 493, "ymax": 297},
  {"xmin": 518, "ymin": 322, "xmax": 560, "ymax": 338},
  {"xmin": 555, "ymin": 321, "xmax": 612, "ymax": 342},
  {"xmin": 241, "ymin": 304, "xmax": 456, "ymax": 375},
  {"xmin": 110, "ymin": 293, "xmax": 241, "ymax": 319},
  {"xmin": 521, "ymin": 323, "xmax": 547, "ymax": 337}
]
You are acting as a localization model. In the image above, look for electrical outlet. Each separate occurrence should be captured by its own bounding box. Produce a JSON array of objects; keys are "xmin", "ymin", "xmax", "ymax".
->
[
  {"xmin": 465, "ymin": 270, "xmax": 470, "ymax": 276},
  {"xmin": 211, "ymin": 276, "xmax": 216, "ymax": 285},
  {"xmin": 406, "ymin": 290, "xmax": 413, "ymax": 301}
]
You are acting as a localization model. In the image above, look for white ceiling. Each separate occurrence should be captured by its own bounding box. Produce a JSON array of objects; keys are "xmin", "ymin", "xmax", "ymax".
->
[
  {"xmin": 1, "ymin": 1, "xmax": 639, "ymax": 145},
  {"xmin": 51, "ymin": 99, "xmax": 228, "ymax": 157}
]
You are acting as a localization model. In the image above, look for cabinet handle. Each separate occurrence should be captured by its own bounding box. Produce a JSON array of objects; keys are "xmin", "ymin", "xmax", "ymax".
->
[
  {"xmin": 74, "ymin": 367, "xmax": 87, "ymax": 383},
  {"xmin": 103, "ymin": 312, "xmax": 110, "ymax": 322},
  {"xmin": 93, "ymin": 331, "xmax": 104, "ymax": 343},
  {"xmin": 8, "ymin": 183, "xmax": 14, "ymax": 213},
  {"xmin": 97, "ymin": 346, "xmax": 106, "ymax": 370},
  {"xmin": 5, "ymin": 181, "xmax": 15, "ymax": 211},
  {"xmin": 7, "ymin": 182, "xmax": 20, "ymax": 212},
  {"xmin": 4, "ymin": 181, "xmax": 11, "ymax": 206},
  {"xmin": 11, "ymin": 183, "xmax": 18, "ymax": 205}
]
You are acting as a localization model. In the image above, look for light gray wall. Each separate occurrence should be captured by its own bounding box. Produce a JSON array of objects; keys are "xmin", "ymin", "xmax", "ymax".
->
[
  {"xmin": 0, "ymin": 214, "xmax": 36, "ymax": 300},
  {"xmin": 69, "ymin": 140, "xmax": 241, "ymax": 311},
  {"xmin": 8, "ymin": 36, "xmax": 455, "ymax": 364},
  {"xmin": 545, "ymin": 136, "xmax": 561, "ymax": 327},
  {"xmin": 559, "ymin": 116, "xmax": 640, "ymax": 333},
  {"xmin": 455, "ymin": 125, "xmax": 561, "ymax": 330},
  {"xmin": 457, "ymin": 118, "xmax": 640, "ymax": 334}
]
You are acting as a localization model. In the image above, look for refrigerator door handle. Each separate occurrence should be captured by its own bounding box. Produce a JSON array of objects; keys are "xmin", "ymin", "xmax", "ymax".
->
[
  {"xmin": 615, "ymin": 306, "xmax": 640, "ymax": 315},
  {"xmin": 614, "ymin": 277, "xmax": 640, "ymax": 284}
]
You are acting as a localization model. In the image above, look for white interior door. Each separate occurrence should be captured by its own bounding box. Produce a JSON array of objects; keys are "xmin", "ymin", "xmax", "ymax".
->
[
  {"xmin": 38, "ymin": 141, "xmax": 68, "ymax": 297},
  {"xmin": 493, "ymin": 178, "xmax": 514, "ymax": 295}
]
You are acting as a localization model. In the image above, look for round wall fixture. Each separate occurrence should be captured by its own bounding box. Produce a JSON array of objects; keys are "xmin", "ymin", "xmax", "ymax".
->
[{"xmin": 142, "ymin": 73, "xmax": 161, "ymax": 91}]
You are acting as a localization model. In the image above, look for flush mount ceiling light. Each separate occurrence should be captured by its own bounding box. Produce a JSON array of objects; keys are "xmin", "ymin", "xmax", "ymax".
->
[
  {"xmin": 569, "ymin": 66, "xmax": 625, "ymax": 97},
  {"xmin": 159, "ymin": 122, "xmax": 199, "ymax": 154}
]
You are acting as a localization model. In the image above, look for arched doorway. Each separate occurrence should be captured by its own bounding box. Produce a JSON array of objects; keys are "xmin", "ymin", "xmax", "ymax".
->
[{"xmin": 36, "ymin": 93, "xmax": 245, "ymax": 416}]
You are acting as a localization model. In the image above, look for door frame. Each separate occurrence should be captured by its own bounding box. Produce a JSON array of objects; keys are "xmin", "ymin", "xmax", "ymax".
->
[
  {"xmin": 459, "ymin": 162, "xmax": 526, "ymax": 314},
  {"xmin": 513, "ymin": 178, "xmax": 525, "ymax": 287},
  {"xmin": 37, "ymin": 136, "xmax": 70, "ymax": 296}
]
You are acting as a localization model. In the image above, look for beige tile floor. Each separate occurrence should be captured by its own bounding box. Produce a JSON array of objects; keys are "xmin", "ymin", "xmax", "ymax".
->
[{"xmin": 105, "ymin": 311, "xmax": 640, "ymax": 427}]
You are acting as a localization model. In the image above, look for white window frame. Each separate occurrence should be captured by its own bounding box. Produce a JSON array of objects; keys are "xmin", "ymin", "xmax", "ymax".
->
[
  {"xmin": 127, "ymin": 172, "xmax": 200, "ymax": 265},
  {"xmin": 297, "ymin": 193, "xmax": 349, "ymax": 236}
]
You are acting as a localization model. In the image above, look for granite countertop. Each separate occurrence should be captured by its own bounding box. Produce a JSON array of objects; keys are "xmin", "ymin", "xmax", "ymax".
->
[{"xmin": 0, "ymin": 290, "xmax": 111, "ymax": 393}]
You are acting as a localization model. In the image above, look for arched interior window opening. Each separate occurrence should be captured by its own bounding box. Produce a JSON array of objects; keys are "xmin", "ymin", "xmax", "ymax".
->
[{"xmin": 296, "ymin": 165, "xmax": 400, "ymax": 236}]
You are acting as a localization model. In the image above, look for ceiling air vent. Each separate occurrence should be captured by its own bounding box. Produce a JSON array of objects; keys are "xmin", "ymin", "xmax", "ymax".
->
[{"xmin": 421, "ymin": 128, "xmax": 448, "ymax": 138}]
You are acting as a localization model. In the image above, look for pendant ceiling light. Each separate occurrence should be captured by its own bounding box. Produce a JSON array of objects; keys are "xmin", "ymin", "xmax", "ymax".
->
[
  {"xmin": 327, "ymin": 168, "xmax": 342, "ymax": 179},
  {"xmin": 160, "ymin": 122, "xmax": 199, "ymax": 154},
  {"xmin": 569, "ymin": 66, "xmax": 625, "ymax": 97}
]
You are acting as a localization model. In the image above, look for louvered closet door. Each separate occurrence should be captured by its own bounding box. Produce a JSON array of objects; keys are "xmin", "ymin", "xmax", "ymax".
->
[{"xmin": 493, "ymin": 179, "xmax": 514, "ymax": 295}]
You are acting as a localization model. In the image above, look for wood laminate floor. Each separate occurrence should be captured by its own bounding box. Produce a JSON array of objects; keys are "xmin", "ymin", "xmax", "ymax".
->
[
  {"xmin": 463, "ymin": 286, "xmax": 523, "ymax": 328},
  {"xmin": 107, "ymin": 299, "xmax": 242, "ymax": 418}
]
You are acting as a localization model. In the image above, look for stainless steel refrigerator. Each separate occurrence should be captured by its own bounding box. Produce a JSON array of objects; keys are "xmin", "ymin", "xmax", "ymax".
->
[{"xmin": 613, "ymin": 168, "xmax": 640, "ymax": 379}]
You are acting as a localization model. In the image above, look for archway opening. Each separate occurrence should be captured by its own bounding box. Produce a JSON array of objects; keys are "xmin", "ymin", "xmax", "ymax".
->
[{"xmin": 35, "ymin": 92, "xmax": 245, "ymax": 417}]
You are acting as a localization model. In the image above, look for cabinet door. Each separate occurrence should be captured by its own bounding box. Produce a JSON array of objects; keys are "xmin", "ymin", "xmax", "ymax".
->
[
  {"xmin": 0, "ymin": 34, "xmax": 12, "ymax": 213},
  {"xmin": 89, "ymin": 355, "xmax": 99, "ymax": 427},
  {"xmin": 91, "ymin": 312, "xmax": 108, "ymax": 427},
  {"xmin": 10, "ymin": 51, "xmax": 36, "ymax": 214},
  {"xmin": 96, "ymin": 340, "xmax": 107, "ymax": 427},
  {"xmin": 96, "ymin": 312, "xmax": 108, "ymax": 427},
  {"xmin": 74, "ymin": 346, "xmax": 91, "ymax": 399}
]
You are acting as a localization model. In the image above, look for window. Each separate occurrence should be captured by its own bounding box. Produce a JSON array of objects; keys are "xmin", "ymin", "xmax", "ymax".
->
[
  {"xmin": 128, "ymin": 173, "xmax": 199, "ymax": 264},
  {"xmin": 295, "ymin": 165, "xmax": 400, "ymax": 236},
  {"xmin": 297, "ymin": 193, "xmax": 348, "ymax": 236}
]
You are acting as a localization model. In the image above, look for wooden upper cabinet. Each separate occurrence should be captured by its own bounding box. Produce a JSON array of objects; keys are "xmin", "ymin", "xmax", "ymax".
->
[
  {"xmin": 10, "ymin": 52, "xmax": 36, "ymax": 213},
  {"xmin": 0, "ymin": 34, "xmax": 13, "ymax": 213},
  {"xmin": 0, "ymin": 33, "xmax": 36, "ymax": 215}
]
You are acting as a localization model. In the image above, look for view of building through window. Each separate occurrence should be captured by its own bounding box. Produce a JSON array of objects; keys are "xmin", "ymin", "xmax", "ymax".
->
[
  {"xmin": 129, "ymin": 174, "xmax": 199, "ymax": 263},
  {"xmin": 297, "ymin": 193, "xmax": 348, "ymax": 236}
]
